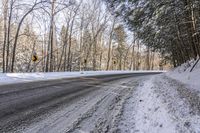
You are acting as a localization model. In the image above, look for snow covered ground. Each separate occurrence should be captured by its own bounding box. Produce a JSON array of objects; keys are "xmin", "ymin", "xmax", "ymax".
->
[
  {"xmin": 0, "ymin": 70, "xmax": 163, "ymax": 85},
  {"xmin": 119, "ymin": 74, "xmax": 200, "ymax": 133},
  {"xmin": 166, "ymin": 59, "xmax": 200, "ymax": 91},
  {"xmin": 119, "ymin": 76, "xmax": 177, "ymax": 133},
  {"xmin": 117, "ymin": 59, "xmax": 200, "ymax": 133}
]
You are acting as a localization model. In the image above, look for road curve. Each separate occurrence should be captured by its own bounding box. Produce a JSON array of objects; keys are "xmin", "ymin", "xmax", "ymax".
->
[{"xmin": 0, "ymin": 72, "xmax": 161, "ymax": 132}]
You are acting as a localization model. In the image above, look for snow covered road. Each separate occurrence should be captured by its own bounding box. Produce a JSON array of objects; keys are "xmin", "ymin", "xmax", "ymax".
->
[
  {"xmin": 1, "ymin": 72, "xmax": 200, "ymax": 133},
  {"xmin": 0, "ymin": 73, "xmax": 155, "ymax": 132}
]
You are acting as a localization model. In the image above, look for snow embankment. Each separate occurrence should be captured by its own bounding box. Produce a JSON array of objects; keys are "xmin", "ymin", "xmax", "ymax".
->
[
  {"xmin": 119, "ymin": 76, "xmax": 177, "ymax": 133},
  {"xmin": 0, "ymin": 70, "xmax": 163, "ymax": 85},
  {"xmin": 166, "ymin": 59, "xmax": 200, "ymax": 90},
  {"xmin": 120, "ymin": 75, "xmax": 200, "ymax": 133}
]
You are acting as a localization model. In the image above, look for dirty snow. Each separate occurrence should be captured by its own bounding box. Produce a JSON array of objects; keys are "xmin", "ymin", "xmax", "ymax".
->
[
  {"xmin": 155, "ymin": 75, "xmax": 200, "ymax": 133},
  {"xmin": 119, "ymin": 74, "xmax": 200, "ymax": 133},
  {"xmin": 19, "ymin": 76, "xmax": 142, "ymax": 133},
  {"xmin": 119, "ymin": 76, "xmax": 176, "ymax": 133}
]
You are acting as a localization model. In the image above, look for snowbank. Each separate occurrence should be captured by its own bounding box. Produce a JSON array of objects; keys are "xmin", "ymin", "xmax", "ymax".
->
[
  {"xmin": 166, "ymin": 59, "xmax": 200, "ymax": 90},
  {"xmin": 0, "ymin": 70, "xmax": 163, "ymax": 85},
  {"xmin": 119, "ymin": 76, "xmax": 177, "ymax": 133}
]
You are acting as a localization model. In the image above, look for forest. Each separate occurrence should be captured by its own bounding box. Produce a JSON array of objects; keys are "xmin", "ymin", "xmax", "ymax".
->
[
  {"xmin": 107, "ymin": 0, "xmax": 200, "ymax": 67},
  {"xmin": 0, "ymin": 0, "xmax": 171, "ymax": 73}
]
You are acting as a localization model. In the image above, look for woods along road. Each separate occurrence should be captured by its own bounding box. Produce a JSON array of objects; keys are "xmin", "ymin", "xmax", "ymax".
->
[{"xmin": 1, "ymin": 72, "xmax": 200, "ymax": 133}]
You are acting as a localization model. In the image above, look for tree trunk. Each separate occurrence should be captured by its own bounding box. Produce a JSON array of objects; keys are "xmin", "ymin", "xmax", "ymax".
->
[
  {"xmin": 146, "ymin": 44, "xmax": 150, "ymax": 70},
  {"xmin": 2, "ymin": 0, "xmax": 8, "ymax": 73},
  {"xmin": 67, "ymin": 7, "xmax": 79, "ymax": 71},
  {"xmin": 130, "ymin": 45, "xmax": 135, "ymax": 70},
  {"xmin": 106, "ymin": 18, "xmax": 115, "ymax": 70}
]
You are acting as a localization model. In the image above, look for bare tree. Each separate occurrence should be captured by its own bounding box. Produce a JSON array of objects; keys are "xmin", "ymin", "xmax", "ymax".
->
[
  {"xmin": 11, "ymin": 0, "xmax": 48, "ymax": 72},
  {"xmin": 106, "ymin": 17, "xmax": 115, "ymax": 70},
  {"xmin": 2, "ymin": 0, "xmax": 9, "ymax": 73}
]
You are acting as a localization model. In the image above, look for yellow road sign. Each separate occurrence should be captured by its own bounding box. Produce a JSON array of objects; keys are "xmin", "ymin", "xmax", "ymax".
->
[
  {"xmin": 84, "ymin": 59, "xmax": 87, "ymax": 64},
  {"xmin": 32, "ymin": 55, "xmax": 38, "ymax": 62}
]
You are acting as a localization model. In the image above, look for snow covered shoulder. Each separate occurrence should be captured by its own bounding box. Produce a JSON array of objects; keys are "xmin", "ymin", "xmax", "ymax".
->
[{"xmin": 119, "ymin": 74, "xmax": 200, "ymax": 133}]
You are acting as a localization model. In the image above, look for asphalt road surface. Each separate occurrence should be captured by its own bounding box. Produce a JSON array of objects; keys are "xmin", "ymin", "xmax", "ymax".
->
[{"xmin": 0, "ymin": 72, "xmax": 161, "ymax": 133}]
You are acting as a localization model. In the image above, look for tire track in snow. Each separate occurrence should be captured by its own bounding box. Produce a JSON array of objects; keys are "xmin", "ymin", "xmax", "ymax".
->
[
  {"xmin": 71, "ymin": 78, "xmax": 141, "ymax": 133},
  {"xmin": 21, "ymin": 77, "xmax": 140, "ymax": 133}
]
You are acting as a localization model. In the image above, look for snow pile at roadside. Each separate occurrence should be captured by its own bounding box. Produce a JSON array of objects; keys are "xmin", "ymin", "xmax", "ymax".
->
[
  {"xmin": 0, "ymin": 70, "xmax": 163, "ymax": 85},
  {"xmin": 119, "ymin": 76, "xmax": 177, "ymax": 133},
  {"xmin": 166, "ymin": 59, "xmax": 200, "ymax": 90},
  {"xmin": 120, "ymin": 75, "xmax": 200, "ymax": 133}
]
